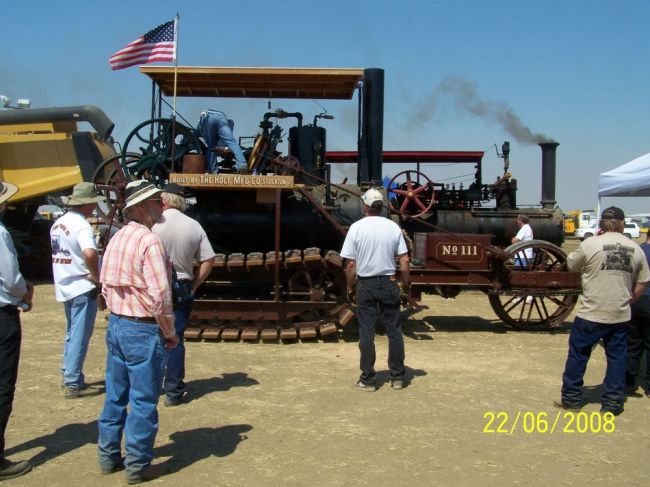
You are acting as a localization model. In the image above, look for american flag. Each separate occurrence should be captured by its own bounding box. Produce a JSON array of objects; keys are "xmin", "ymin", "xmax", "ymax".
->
[{"xmin": 110, "ymin": 20, "xmax": 176, "ymax": 70}]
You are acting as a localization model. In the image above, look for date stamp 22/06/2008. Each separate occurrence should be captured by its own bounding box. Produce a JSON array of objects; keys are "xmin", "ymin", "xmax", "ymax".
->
[{"xmin": 483, "ymin": 411, "xmax": 616, "ymax": 434}]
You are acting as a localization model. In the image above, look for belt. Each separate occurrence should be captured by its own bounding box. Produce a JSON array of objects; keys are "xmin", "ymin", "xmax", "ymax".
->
[
  {"xmin": 113, "ymin": 314, "xmax": 157, "ymax": 324},
  {"xmin": 358, "ymin": 275, "xmax": 394, "ymax": 280},
  {"xmin": 0, "ymin": 304, "xmax": 18, "ymax": 313}
]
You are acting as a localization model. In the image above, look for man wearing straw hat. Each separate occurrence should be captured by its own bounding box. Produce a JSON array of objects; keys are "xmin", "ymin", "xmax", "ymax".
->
[
  {"xmin": 50, "ymin": 182, "xmax": 104, "ymax": 399},
  {"xmin": 0, "ymin": 180, "xmax": 33, "ymax": 480},
  {"xmin": 98, "ymin": 180, "xmax": 179, "ymax": 484}
]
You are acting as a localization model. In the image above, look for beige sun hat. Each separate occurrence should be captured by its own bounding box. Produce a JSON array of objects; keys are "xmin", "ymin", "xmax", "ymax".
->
[
  {"xmin": 123, "ymin": 180, "xmax": 162, "ymax": 210},
  {"xmin": 0, "ymin": 181, "xmax": 19, "ymax": 205},
  {"xmin": 61, "ymin": 182, "xmax": 104, "ymax": 206}
]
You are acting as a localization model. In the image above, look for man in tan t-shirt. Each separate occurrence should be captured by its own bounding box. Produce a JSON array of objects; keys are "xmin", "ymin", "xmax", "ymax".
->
[{"xmin": 555, "ymin": 206, "xmax": 650, "ymax": 415}]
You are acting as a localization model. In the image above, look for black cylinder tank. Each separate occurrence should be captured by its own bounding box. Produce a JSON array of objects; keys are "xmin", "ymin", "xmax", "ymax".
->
[
  {"xmin": 402, "ymin": 208, "xmax": 564, "ymax": 247},
  {"xmin": 288, "ymin": 125, "xmax": 326, "ymax": 180}
]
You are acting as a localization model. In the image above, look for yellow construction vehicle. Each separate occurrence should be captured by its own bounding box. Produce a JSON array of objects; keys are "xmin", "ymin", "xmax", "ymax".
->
[
  {"xmin": 563, "ymin": 210, "xmax": 595, "ymax": 236},
  {"xmin": 0, "ymin": 105, "xmax": 116, "ymax": 275}
]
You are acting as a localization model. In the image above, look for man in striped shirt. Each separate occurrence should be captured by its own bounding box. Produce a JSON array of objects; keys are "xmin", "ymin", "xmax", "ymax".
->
[{"xmin": 97, "ymin": 180, "xmax": 179, "ymax": 485}]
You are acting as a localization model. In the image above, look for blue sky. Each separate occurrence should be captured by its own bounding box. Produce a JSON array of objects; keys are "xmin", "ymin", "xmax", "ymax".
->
[{"xmin": 3, "ymin": 0, "xmax": 649, "ymax": 213}]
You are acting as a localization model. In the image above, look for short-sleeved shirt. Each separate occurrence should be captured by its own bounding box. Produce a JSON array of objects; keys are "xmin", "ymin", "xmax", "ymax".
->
[
  {"xmin": 568, "ymin": 231, "xmax": 650, "ymax": 323},
  {"xmin": 340, "ymin": 216, "xmax": 408, "ymax": 277},
  {"xmin": 515, "ymin": 223, "xmax": 534, "ymax": 259},
  {"xmin": 152, "ymin": 208, "xmax": 216, "ymax": 280},
  {"xmin": 50, "ymin": 211, "xmax": 98, "ymax": 301},
  {"xmin": 0, "ymin": 221, "xmax": 27, "ymax": 306},
  {"xmin": 101, "ymin": 221, "xmax": 173, "ymax": 318}
]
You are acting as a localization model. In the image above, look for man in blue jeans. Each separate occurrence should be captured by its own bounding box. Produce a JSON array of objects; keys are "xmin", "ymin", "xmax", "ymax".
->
[
  {"xmin": 197, "ymin": 109, "xmax": 247, "ymax": 173},
  {"xmin": 153, "ymin": 184, "xmax": 215, "ymax": 407},
  {"xmin": 555, "ymin": 206, "xmax": 650, "ymax": 415},
  {"xmin": 98, "ymin": 181, "xmax": 179, "ymax": 484},
  {"xmin": 50, "ymin": 183, "xmax": 104, "ymax": 398}
]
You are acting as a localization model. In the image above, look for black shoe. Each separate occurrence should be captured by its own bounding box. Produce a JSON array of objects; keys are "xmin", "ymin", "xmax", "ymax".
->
[
  {"xmin": 0, "ymin": 459, "xmax": 32, "ymax": 480},
  {"xmin": 355, "ymin": 380, "xmax": 376, "ymax": 392},
  {"xmin": 163, "ymin": 391, "xmax": 188, "ymax": 407},
  {"xmin": 64, "ymin": 386, "xmax": 103, "ymax": 399},
  {"xmin": 553, "ymin": 399, "xmax": 581, "ymax": 411},
  {"xmin": 126, "ymin": 463, "xmax": 168, "ymax": 484},
  {"xmin": 101, "ymin": 460, "xmax": 124, "ymax": 475},
  {"xmin": 600, "ymin": 407, "xmax": 623, "ymax": 416},
  {"xmin": 391, "ymin": 379, "xmax": 405, "ymax": 390}
]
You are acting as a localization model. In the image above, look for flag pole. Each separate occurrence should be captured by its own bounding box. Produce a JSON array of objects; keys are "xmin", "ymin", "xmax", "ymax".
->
[{"xmin": 170, "ymin": 14, "xmax": 180, "ymax": 172}]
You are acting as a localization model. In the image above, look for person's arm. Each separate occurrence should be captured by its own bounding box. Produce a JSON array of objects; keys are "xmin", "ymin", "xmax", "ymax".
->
[
  {"xmin": 141, "ymin": 238, "xmax": 178, "ymax": 347},
  {"xmin": 345, "ymin": 259, "xmax": 357, "ymax": 292},
  {"xmin": 566, "ymin": 246, "xmax": 585, "ymax": 272},
  {"xmin": 192, "ymin": 258, "xmax": 214, "ymax": 294},
  {"xmin": 398, "ymin": 252, "xmax": 410, "ymax": 287},
  {"xmin": 0, "ymin": 232, "xmax": 28, "ymax": 299},
  {"xmin": 82, "ymin": 248, "xmax": 100, "ymax": 283},
  {"xmin": 632, "ymin": 282, "xmax": 648, "ymax": 303}
]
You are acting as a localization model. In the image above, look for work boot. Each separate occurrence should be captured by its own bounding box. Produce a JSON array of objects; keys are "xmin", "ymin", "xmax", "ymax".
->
[
  {"xmin": 0, "ymin": 458, "xmax": 32, "ymax": 480},
  {"xmin": 63, "ymin": 386, "xmax": 103, "ymax": 399},
  {"xmin": 126, "ymin": 462, "xmax": 168, "ymax": 484}
]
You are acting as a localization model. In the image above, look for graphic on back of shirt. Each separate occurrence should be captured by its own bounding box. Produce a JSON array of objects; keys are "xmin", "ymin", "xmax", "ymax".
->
[
  {"xmin": 50, "ymin": 235, "xmax": 71, "ymax": 257},
  {"xmin": 601, "ymin": 242, "xmax": 633, "ymax": 273}
]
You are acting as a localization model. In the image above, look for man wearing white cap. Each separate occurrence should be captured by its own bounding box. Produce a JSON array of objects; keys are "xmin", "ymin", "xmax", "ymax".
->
[
  {"xmin": 97, "ymin": 180, "xmax": 179, "ymax": 484},
  {"xmin": 0, "ymin": 180, "xmax": 33, "ymax": 480},
  {"xmin": 340, "ymin": 188, "xmax": 410, "ymax": 391},
  {"xmin": 50, "ymin": 182, "xmax": 104, "ymax": 398}
]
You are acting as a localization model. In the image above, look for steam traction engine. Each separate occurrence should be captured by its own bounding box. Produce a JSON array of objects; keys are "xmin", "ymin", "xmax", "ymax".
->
[{"xmin": 95, "ymin": 66, "xmax": 581, "ymax": 339}]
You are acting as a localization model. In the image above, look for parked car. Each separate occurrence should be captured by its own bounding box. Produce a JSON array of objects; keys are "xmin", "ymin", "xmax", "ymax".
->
[
  {"xmin": 624, "ymin": 222, "xmax": 640, "ymax": 239},
  {"xmin": 575, "ymin": 222, "xmax": 640, "ymax": 240}
]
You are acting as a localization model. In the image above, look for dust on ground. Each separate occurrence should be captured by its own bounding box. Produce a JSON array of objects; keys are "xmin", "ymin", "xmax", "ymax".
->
[{"xmin": 3, "ymin": 238, "xmax": 649, "ymax": 486}]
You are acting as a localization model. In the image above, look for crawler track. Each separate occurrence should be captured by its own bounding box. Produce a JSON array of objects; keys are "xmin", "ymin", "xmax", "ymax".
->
[{"xmin": 186, "ymin": 248, "xmax": 355, "ymax": 341}]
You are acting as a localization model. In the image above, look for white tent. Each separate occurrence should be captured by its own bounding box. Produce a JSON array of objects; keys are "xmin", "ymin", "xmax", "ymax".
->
[
  {"xmin": 599, "ymin": 152, "xmax": 650, "ymax": 198},
  {"xmin": 597, "ymin": 152, "xmax": 650, "ymax": 219}
]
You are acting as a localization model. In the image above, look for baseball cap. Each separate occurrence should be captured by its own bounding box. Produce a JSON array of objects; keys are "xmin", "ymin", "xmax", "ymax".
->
[
  {"xmin": 601, "ymin": 206, "xmax": 625, "ymax": 221},
  {"xmin": 361, "ymin": 188, "xmax": 384, "ymax": 207}
]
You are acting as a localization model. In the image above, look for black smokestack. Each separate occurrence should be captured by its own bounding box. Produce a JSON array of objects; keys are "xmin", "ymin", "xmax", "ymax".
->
[
  {"xmin": 539, "ymin": 142, "xmax": 559, "ymax": 209},
  {"xmin": 358, "ymin": 68, "xmax": 384, "ymax": 185}
]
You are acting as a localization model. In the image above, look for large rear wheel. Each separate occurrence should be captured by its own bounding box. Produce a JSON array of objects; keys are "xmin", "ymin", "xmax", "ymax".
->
[{"xmin": 488, "ymin": 240, "xmax": 579, "ymax": 331}]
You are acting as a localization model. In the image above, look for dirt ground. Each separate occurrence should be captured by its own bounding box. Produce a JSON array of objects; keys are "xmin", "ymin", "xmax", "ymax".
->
[{"xmin": 3, "ymin": 238, "xmax": 650, "ymax": 486}]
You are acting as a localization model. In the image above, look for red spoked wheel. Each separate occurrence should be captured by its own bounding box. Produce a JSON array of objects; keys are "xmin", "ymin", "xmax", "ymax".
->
[{"xmin": 388, "ymin": 170, "xmax": 436, "ymax": 217}]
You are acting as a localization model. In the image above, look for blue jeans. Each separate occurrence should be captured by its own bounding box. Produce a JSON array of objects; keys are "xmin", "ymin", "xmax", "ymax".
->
[
  {"xmin": 62, "ymin": 290, "xmax": 98, "ymax": 388},
  {"xmin": 163, "ymin": 300, "xmax": 193, "ymax": 402},
  {"xmin": 97, "ymin": 315, "xmax": 166, "ymax": 476},
  {"xmin": 626, "ymin": 295, "xmax": 650, "ymax": 388},
  {"xmin": 356, "ymin": 276, "xmax": 405, "ymax": 383},
  {"xmin": 198, "ymin": 109, "xmax": 246, "ymax": 172},
  {"xmin": 560, "ymin": 316, "xmax": 628, "ymax": 412}
]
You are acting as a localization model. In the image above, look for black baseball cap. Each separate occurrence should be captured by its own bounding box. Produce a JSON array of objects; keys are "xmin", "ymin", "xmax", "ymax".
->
[{"xmin": 601, "ymin": 206, "xmax": 625, "ymax": 220}]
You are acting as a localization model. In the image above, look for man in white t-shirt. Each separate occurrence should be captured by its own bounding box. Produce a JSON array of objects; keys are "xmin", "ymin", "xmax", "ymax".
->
[
  {"xmin": 152, "ymin": 184, "xmax": 216, "ymax": 406},
  {"xmin": 340, "ymin": 188, "xmax": 410, "ymax": 391},
  {"xmin": 50, "ymin": 183, "xmax": 104, "ymax": 399},
  {"xmin": 511, "ymin": 214, "xmax": 534, "ymax": 265}
]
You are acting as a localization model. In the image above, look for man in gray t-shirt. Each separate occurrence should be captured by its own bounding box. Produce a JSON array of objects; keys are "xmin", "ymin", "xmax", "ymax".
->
[
  {"xmin": 152, "ymin": 186, "xmax": 216, "ymax": 406},
  {"xmin": 555, "ymin": 206, "xmax": 650, "ymax": 416}
]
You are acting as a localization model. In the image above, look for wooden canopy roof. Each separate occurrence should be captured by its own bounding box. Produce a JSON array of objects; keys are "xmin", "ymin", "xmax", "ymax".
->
[{"xmin": 140, "ymin": 66, "xmax": 365, "ymax": 100}]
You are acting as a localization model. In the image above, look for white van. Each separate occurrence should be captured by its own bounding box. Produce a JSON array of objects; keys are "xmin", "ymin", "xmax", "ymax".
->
[{"xmin": 576, "ymin": 222, "xmax": 639, "ymax": 240}]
